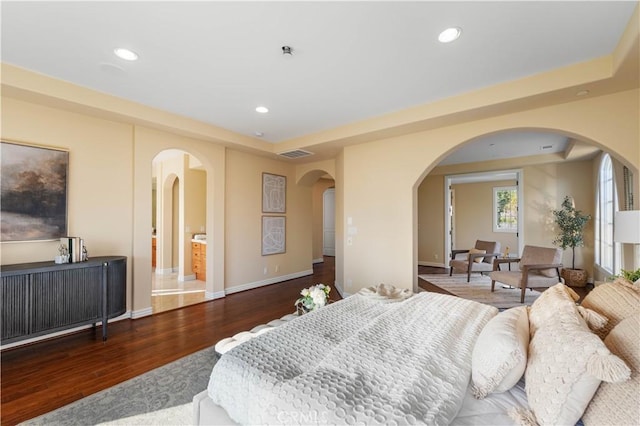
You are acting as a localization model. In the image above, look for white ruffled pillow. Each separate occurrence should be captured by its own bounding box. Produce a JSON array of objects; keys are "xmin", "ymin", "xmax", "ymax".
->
[{"xmin": 471, "ymin": 306, "xmax": 529, "ymax": 398}]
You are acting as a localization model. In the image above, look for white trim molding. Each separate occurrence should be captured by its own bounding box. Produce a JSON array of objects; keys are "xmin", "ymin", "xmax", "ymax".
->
[
  {"xmin": 225, "ymin": 269, "xmax": 314, "ymax": 295},
  {"xmin": 418, "ymin": 261, "xmax": 447, "ymax": 268},
  {"xmin": 207, "ymin": 290, "xmax": 226, "ymax": 300},
  {"xmin": 131, "ymin": 307, "xmax": 153, "ymax": 319},
  {"xmin": 312, "ymin": 258, "xmax": 324, "ymax": 264}
]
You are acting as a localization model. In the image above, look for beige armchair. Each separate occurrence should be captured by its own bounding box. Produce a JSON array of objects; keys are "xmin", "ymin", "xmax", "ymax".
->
[
  {"xmin": 449, "ymin": 240, "xmax": 502, "ymax": 282},
  {"xmin": 489, "ymin": 245, "xmax": 563, "ymax": 303}
]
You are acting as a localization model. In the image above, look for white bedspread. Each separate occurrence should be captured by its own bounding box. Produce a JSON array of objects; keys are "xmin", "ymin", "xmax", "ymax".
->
[{"xmin": 207, "ymin": 292, "xmax": 497, "ymax": 425}]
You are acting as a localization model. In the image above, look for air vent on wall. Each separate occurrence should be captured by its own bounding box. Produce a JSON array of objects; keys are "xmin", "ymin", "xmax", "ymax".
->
[{"xmin": 277, "ymin": 149, "xmax": 314, "ymax": 159}]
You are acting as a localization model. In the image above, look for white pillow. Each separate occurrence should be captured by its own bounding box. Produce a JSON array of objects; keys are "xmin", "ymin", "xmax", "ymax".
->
[{"xmin": 471, "ymin": 306, "xmax": 529, "ymax": 398}]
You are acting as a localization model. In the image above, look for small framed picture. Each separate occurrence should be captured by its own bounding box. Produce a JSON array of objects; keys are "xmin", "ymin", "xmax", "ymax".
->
[
  {"xmin": 262, "ymin": 172, "xmax": 286, "ymax": 213},
  {"xmin": 262, "ymin": 216, "xmax": 286, "ymax": 255}
]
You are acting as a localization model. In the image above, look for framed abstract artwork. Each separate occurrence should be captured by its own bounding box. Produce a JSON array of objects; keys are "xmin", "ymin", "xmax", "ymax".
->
[
  {"xmin": 1, "ymin": 141, "xmax": 69, "ymax": 242},
  {"xmin": 262, "ymin": 216, "xmax": 286, "ymax": 255},
  {"xmin": 262, "ymin": 172, "xmax": 286, "ymax": 213}
]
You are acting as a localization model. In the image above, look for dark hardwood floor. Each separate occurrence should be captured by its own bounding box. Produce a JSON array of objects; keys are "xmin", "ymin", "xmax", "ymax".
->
[
  {"xmin": 1, "ymin": 261, "xmax": 587, "ymax": 425},
  {"xmin": 1, "ymin": 257, "xmax": 340, "ymax": 426}
]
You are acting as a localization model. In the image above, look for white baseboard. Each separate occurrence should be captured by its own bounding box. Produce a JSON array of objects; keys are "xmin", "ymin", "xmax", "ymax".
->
[
  {"xmin": 225, "ymin": 269, "xmax": 314, "ymax": 295},
  {"xmin": 312, "ymin": 258, "xmax": 324, "ymax": 264},
  {"xmin": 334, "ymin": 281, "xmax": 350, "ymax": 298},
  {"xmin": 207, "ymin": 290, "xmax": 226, "ymax": 300},
  {"xmin": 0, "ymin": 311, "xmax": 132, "ymax": 350},
  {"xmin": 131, "ymin": 307, "xmax": 153, "ymax": 319},
  {"xmin": 418, "ymin": 261, "xmax": 448, "ymax": 268},
  {"xmin": 155, "ymin": 268, "xmax": 174, "ymax": 275},
  {"xmin": 179, "ymin": 274, "xmax": 196, "ymax": 282}
]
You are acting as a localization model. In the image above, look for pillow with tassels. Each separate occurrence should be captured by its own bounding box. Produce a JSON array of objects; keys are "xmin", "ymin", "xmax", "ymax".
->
[{"xmin": 510, "ymin": 284, "xmax": 630, "ymax": 426}]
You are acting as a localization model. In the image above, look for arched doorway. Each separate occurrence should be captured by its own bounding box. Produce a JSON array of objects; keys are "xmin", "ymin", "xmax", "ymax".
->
[
  {"xmin": 297, "ymin": 169, "xmax": 338, "ymax": 292},
  {"xmin": 415, "ymin": 129, "xmax": 637, "ymax": 292},
  {"xmin": 152, "ymin": 149, "xmax": 207, "ymax": 313}
]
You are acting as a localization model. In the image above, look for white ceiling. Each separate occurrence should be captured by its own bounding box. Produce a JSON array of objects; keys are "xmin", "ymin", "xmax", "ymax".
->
[{"xmin": 1, "ymin": 1, "xmax": 637, "ymax": 163}]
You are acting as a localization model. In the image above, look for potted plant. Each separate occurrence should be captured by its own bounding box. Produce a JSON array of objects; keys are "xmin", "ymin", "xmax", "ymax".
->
[{"xmin": 552, "ymin": 196, "xmax": 592, "ymax": 287}]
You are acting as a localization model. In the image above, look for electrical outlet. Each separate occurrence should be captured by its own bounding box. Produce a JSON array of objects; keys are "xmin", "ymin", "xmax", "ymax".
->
[
  {"xmin": 347, "ymin": 237, "xmax": 353, "ymax": 246},
  {"xmin": 275, "ymin": 265, "xmax": 279, "ymax": 273},
  {"xmin": 434, "ymin": 253, "xmax": 439, "ymax": 260},
  {"xmin": 263, "ymin": 267, "xmax": 268, "ymax": 275}
]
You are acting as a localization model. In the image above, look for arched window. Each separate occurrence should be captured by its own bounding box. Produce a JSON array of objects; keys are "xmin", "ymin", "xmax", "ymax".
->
[{"xmin": 595, "ymin": 154, "xmax": 620, "ymax": 274}]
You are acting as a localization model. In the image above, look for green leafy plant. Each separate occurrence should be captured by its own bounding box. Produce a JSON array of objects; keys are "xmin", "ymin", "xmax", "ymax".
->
[
  {"xmin": 619, "ymin": 268, "xmax": 640, "ymax": 282},
  {"xmin": 552, "ymin": 196, "xmax": 591, "ymax": 270}
]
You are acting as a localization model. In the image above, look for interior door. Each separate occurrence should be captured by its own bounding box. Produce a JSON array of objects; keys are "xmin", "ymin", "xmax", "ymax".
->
[{"xmin": 323, "ymin": 188, "xmax": 336, "ymax": 256}]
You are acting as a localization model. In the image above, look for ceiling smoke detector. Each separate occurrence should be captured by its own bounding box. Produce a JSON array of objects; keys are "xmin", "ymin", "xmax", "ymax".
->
[{"xmin": 282, "ymin": 46, "xmax": 293, "ymax": 56}]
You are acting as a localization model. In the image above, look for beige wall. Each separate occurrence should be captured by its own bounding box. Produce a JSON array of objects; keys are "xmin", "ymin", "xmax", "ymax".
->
[
  {"xmin": 340, "ymin": 89, "xmax": 639, "ymax": 295},
  {"xmin": 521, "ymin": 160, "xmax": 595, "ymax": 272},
  {"xmin": 2, "ymin": 71, "xmax": 638, "ymax": 313},
  {"xmin": 452, "ymin": 179, "xmax": 519, "ymax": 253},
  {"xmin": 418, "ymin": 161, "xmax": 595, "ymax": 274},
  {"xmin": 417, "ymin": 175, "xmax": 445, "ymax": 266},
  {"xmin": 312, "ymin": 179, "xmax": 335, "ymax": 261},
  {"xmin": 1, "ymin": 97, "xmax": 135, "ymax": 310},
  {"xmin": 224, "ymin": 149, "xmax": 313, "ymax": 291}
]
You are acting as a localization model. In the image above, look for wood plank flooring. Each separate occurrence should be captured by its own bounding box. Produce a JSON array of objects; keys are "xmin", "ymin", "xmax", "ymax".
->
[
  {"xmin": 1, "ymin": 257, "xmax": 341, "ymax": 426},
  {"xmin": 2, "ymin": 262, "xmax": 587, "ymax": 425}
]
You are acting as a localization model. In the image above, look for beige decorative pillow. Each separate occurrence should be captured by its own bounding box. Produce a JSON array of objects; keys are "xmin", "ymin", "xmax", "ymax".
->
[
  {"xmin": 528, "ymin": 283, "xmax": 580, "ymax": 336},
  {"xmin": 582, "ymin": 314, "xmax": 640, "ymax": 426},
  {"xmin": 581, "ymin": 277, "xmax": 640, "ymax": 338},
  {"xmin": 471, "ymin": 306, "xmax": 529, "ymax": 398},
  {"xmin": 469, "ymin": 248, "xmax": 486, "ymax": 263},
  {"xmin": 517, "ymin": 285, "xmax": 630, "ymax": 426}
]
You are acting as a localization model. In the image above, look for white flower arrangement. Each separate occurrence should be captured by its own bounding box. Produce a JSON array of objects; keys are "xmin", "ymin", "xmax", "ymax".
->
[{"xmin": 295, "ymin": 283, "xmax": 331, "ymax": 313}]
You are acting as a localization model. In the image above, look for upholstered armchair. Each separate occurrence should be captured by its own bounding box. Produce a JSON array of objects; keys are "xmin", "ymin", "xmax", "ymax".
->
[
  {"xmin": 489, "ymin": 245, "xmax": 563, "ymax": 303},
  {"xmin": 449, "ymin": 240, "xmax": 502, "ymax": 282}
]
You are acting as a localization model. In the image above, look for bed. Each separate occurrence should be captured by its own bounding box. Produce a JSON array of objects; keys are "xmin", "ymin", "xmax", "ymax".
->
[{"xmin": 194, "ymin": 279, "xmax": 639, "ymax": 425}]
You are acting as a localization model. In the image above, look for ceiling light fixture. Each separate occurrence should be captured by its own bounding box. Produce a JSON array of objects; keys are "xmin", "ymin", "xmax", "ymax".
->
[
  {"xmin": 576, "ymin": 89, "xmax": 590, "ymax": 96},
  {"xmin": 114, "ymin": 48, "xmax": 139, "ymax": 61},
  {"xmin": 256, "ymin": 106, "xmax": 269, "ymax": 113},
  {"xmin": 282, "ymin": 46, "xmax": 293, "ymax": 56},
  {"xmin": 438, "ymin": 27, "xmax": 462, "ymax": 43},
  {"xmin": 255, "ymin": 131, "xmax": 264, "ymax": 137}
]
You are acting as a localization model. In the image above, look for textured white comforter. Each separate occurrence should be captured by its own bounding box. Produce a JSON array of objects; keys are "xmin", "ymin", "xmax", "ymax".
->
[{"xmin": 207, "ymin": 292, "xmax": 497, "ymax": 425}]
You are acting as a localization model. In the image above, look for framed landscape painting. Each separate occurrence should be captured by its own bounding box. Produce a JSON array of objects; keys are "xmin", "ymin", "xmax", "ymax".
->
[{"xmin": 1, "ymin": 141, "xmax": 69, "ymax": 242}]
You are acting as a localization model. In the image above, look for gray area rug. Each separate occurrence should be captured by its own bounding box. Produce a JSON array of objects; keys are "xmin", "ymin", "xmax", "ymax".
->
[
  {"xmin": 23, "ymin": 346, "xmax": 218, "ymax": 426},
  {"xmin": 419, "ymin": 273, "xmax": 542, "ymax": 309}
]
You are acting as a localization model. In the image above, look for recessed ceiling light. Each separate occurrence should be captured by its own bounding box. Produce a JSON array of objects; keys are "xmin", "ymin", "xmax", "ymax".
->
[
  {"xmin": 256, "ymin": 106, "xmax": 269, "ymax": 113},
  {"xmin": 255, "ymin": 131, "xmax": 264, "ymax": 137},
  {"xmin": 576, "ymin": 90, "xmax": 590, "ymax": 96},
  {"xmin": 114, "ymin": 48, "xmax": 139, "ymax": 61},
  {"xmin": 438, "ymin": 27, "xmax": 462, "ymax": 43}
]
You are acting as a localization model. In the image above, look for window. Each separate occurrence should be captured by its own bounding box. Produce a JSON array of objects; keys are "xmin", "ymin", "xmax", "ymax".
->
[
  {"xmin": 596, "ymin": 154, "xmax": 620, "ymax": 274},
  {"xmin": 493, "ymin": 186, "xmax": 518, "ymax": 233}
]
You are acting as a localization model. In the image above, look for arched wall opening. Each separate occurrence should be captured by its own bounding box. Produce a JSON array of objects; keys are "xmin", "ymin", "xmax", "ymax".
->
[
  {"xmin": 296, "ymin": 167, "xmax": 339, "ymax": 294},
  {"xmin": 151, "ymin": 149, "xmax": 208, "ymax": 313},
  {"xmin": 132, "ymin": 125, "xmax": 225, "ymax": 318},
  {"xmin": 413, "ymin": 126, "xmax": 639, "ymax": 292}
]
